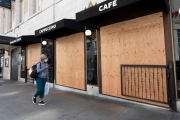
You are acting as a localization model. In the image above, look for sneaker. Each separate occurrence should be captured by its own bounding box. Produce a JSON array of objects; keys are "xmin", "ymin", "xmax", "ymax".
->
[
  {"xmin": 38, "ymin": 101, "xmax": 46, "ymax": 105},
  {"xmin": 32, "ymin": 96, "xmax": 36, "ymax": 104}
]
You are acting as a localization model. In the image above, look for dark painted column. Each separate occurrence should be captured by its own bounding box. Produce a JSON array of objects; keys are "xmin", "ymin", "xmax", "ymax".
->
[{"xmin": 163, "ymin": 10, "xmax": 177, "ymax": 111}]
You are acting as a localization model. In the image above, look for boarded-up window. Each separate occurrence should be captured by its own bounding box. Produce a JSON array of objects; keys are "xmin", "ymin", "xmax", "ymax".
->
[
  {"xmin": 27, "ymin": 43, "xmax": 41, "ymax": 69},
  {"xmin": 100, "ymin": 12, "xmax": 167, "ymax": 107},
  {"xmin": 56, "ymin": 33, "xmax": 85, "ymax": 90}
]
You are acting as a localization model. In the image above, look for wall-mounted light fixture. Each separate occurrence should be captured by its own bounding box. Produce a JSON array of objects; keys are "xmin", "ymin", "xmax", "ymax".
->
[
  {"xmin": 42, "ymin": 40, "xmax": 47, "ymax": 45},
  {"xmin": 179, "ymin": 8, "xmax": 180, "ymax": 14},
  {"xmin": 85, "ymin": 29, "xmax": 92, "ymax": 36}
]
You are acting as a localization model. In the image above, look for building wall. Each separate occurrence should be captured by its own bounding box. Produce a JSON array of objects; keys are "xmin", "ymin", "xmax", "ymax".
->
[
  {"xmin": 0, "ymin": 0, "xmax": 106, "ymax": 82},
  {"xmin": 1, "ymin": 0, "xmax": 105, "ymax": 36},
  {"xmin": 3, "ymin": 51, "xmax": 11, "ymax": 79},
  {"xmin": 0, "ymin": 2, "xmax": 178, "ymax": 59},
  {"xmin": 0, "ymin": 0, "xmax": 173, "ymax": 107}
]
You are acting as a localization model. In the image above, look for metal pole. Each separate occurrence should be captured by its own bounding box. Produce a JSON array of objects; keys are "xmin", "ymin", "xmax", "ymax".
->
[
  {"xmin": 25, "ymin": 47, "xmax": 27, "ymax": 83},
  {"xmin": 53, "ymin": 0, "xmax": 55, "ymax": 89},
  {"xmin": 25, "ymin": 67, "xmax": 27, "ymax": 83}
]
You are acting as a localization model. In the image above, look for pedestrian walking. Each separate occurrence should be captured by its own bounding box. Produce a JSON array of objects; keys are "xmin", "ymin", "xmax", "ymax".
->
[{"xmin": 32, "ymin": 54, "xmax": 49, "ymax": 105}]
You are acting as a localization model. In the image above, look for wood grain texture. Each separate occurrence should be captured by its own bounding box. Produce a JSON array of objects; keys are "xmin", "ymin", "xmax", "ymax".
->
[
  {"xmin": 27, "ymin": 43, "xmax": 41, "ymax": 69},
  {"xmin": 56, "ymin": 33, "xmax": 85, "ymax": 90},
  {"xmin": 100, "ymin": 12, "xmax": 168, "ymax": 107}
]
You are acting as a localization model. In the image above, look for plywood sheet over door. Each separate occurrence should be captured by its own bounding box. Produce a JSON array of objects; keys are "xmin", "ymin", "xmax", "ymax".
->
[
  {"xmin": 100, "ymin": 12, "xmax": 168, "ymax": 107},
  {"xmin": 27, "ymin": 43, "xmax": 41, "ymax": 69},
  {"xmin": 56, "ymin": 33, "xmax": 85, "ymax": 90}
]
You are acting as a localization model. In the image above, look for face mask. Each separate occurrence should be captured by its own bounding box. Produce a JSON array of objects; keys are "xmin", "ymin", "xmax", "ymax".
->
[{"xmin": 44, "ymin": 58, "xmax": 48, "ymax": 63}]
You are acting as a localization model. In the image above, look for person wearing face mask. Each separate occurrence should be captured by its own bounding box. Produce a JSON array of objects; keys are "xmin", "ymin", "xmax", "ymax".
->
[
  {"xmin": 44, "ymin": 58, "xmax": 48, "ymax": 63},
  {"xmin": 32, "ymin": 54, "xmax": 49, "ymax": 105}
]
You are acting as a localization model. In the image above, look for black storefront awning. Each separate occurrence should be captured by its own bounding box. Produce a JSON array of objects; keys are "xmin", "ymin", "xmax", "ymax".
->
[
  {"xmin": 9, "ymin": 35, "xmax": 41, "ymax": 46},
  {"xmin": 76, "ymin": 0, "xmax": 169, "ymax": 26},
  {"xmin": 0, "ymin": 34, "xmax": 17, "ymax": 45},
  {"xmin": 35, "ymin": 19, "xmax": 85, "ymax": 39}
]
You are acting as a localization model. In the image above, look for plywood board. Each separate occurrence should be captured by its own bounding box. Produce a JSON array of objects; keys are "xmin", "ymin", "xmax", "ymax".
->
[
  {"xmin": 56, "ymin": 33, "xmax": 85, "ymax": 90},
  {"xmin": 27, "ymin": 43, "xmax": 41, "ymax": 69},
  {"xmin": 100, "ymin": 12, "xmax": 168, "ymax": 107}
]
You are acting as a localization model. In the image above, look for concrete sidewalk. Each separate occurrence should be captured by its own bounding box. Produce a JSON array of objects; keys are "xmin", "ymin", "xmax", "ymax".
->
[{"xmin": 0, "ymin": 80, "xmax": 180, "ymax": 120}]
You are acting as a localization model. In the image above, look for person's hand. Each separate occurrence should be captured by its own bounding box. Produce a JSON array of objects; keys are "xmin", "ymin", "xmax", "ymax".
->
[{"xmin": 45, "ymin": 66, "xmax": 49, "ymax": 69}]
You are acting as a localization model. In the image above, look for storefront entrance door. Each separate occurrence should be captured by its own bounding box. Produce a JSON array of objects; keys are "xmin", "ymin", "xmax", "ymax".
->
[{"xmin": 11, "ymin": 48, "xmax": 18, "ymax": 81}]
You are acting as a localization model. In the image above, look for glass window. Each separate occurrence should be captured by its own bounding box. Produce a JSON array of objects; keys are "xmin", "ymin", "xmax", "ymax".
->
[
  {"xmin": 33, "ymin": 0, "xmax": 41, "ymax": 14},
  {"xmin": 20, "ymin": 0, "xmax": 24, "ymax": 23},
  {"xmin": 3, "ymin": 9, "xmax": 6, "ymax": 33},
  {"xmin": 41, "ymin": 39, "xmax": 54, "ymax": 83},
  {"xmin": 86, "ymin": 28, "xmax": 98, "ymax": 85},
  {"xmin": 21, "ymin": 56, "xmax": 25, "ymax": 71},
  {"xmin": 178, "ymin": 31, "xmax": 180, "ymax": 37},
  {"xmin": 178, "ymin": 30, "xmax": 180, "ymax": 60}
]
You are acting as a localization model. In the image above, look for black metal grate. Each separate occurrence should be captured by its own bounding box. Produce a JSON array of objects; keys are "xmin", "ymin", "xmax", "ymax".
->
[{"xmin": 121, "ymin": 65, "xmax": 168, "ymax": 104}]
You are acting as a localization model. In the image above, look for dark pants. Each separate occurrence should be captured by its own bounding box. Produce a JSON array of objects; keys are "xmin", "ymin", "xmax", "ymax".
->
[{"xmin": 34, "ymin": 77, "xmax": 46, "ymax": 98}]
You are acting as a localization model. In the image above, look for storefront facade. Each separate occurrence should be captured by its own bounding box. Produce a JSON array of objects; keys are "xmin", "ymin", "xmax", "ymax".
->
[
  {"xmin": 75, "ymin": 0, "xmax": 176, "ymax": 108},
  {"xmin": 34, "ymin": 0, "xmax": 177, "ymax": 109},
  {"xmin": 35, "ymin": 19, "xmax": 85, "ymax": 89},
  {"xmin": 1, "ymin": 0, "xmax": 178, "ymax": 110},
  {"xmin": 9, "ymin": 35, "xmax": 43, "ymax": 82},
  {"xmin": 0, "ymin": 35, "xmax": 17, "ymax": 80}
]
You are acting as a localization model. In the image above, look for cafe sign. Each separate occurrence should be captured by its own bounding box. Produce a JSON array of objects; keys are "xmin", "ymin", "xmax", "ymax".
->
[
  {"xmin": 99, "ymin": 0, "xmax": 117, "ymax": 12},
  {"xmin": 39, "ymin": 24, "xmax": 56, "ymax": 34}
]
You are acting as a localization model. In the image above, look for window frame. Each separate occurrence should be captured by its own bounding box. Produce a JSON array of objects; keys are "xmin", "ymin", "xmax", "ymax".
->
[
  {"xmin": 20, "ymin": 0, "xmax": 24, "ymax": 23},
  {"xmin": 178, "ymin": 30, "xmax": 180, "ymax": 60},
  {"xmin": 33, "ymin": 0, "xmax": 41, "ymax": 14}
]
